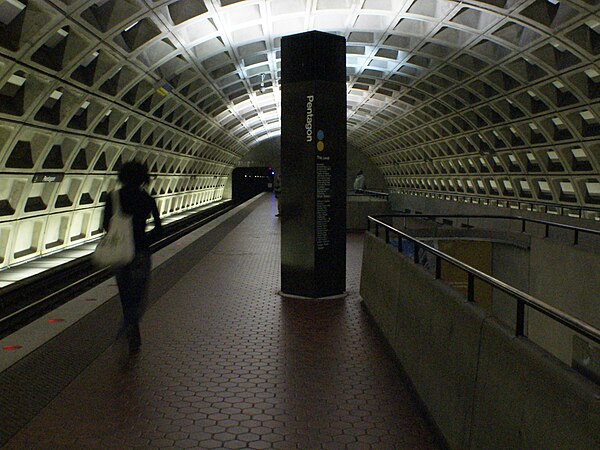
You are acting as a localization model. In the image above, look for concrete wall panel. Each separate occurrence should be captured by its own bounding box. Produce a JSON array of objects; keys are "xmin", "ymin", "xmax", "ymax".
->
[
  {"xmin": 392, "ymin": 248, "xmax": 485, "ymax": 449},
  {"xmin": 529, "ymin": 237, "xmax": 600, "ymax": 363},
  {"xmin": 360, "ymin": 232, "xmax": 600, "ymax": 449},
  {"xmin": 491, "ymin": 241, "xmax": 530, "ymax": 329},
  {"xmin": 347, "ymin": 197, "xmax": 390, "ymax": 230},
  {"xmin": 360, "ymin": 234, "xmax": 400, "ymax": 340},
  {"xmin": 471, "ymin": 318, "xmax": 600, "ymax": 450},
  {"xmin": 362, "ymin": 233, "xmax": 485, "ymax": 449}
]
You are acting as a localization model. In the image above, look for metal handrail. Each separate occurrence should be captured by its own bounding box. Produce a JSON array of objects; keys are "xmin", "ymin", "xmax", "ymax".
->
[
  {"xmin": 349, "ymin": 189, "xmax": 389, "ymax": 199},
  {"xmin": 371, "ymin": 213, "xmax": 600, "ymax": 246},
  {"xmin": 367, "ymin": 216, "xmax": 600, "ymax": 345},
  {"xmin": 396, "ymin": 188, "xmax": 600, "ymax": 216},
  {"xmin": 372, "ymin": 213, "xmax": 600, "ymax": 236},
  {"xmin": 361, "ymin": 189, "xmax": 389, "ymax": 198}
]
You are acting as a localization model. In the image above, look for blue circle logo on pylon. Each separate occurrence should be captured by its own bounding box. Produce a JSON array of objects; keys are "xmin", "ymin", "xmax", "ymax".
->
[{"xmin": 317, "ymin": 130, "xmax": 325, "ymax": 151}]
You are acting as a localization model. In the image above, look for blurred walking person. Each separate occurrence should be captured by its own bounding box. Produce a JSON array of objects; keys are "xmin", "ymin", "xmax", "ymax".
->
[
  {"xmin": 353, "ymin": 169, "xmax": 366, "ymax": 193},
  {"xmin": 102, "ymin": 161, "xmax": 162, "ymax": 353},
  {"xmin": 274, "ymin": 173, "xmax": 282, "ymax": 217}
]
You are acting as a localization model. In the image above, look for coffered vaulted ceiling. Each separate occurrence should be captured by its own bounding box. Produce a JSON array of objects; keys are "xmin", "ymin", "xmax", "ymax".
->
[{"xmin": 0, "ymin": 0, "xmax": 599, "ymax": 268}]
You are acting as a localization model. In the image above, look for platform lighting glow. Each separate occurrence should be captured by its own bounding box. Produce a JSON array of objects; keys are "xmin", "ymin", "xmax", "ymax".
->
[
  {"xmin": 253, "ymin": 133, "xmax": 278, "ymax": 144},
  {"xmin": 585, "ymin": 68, "xmax": 600, "ymax": 80},
  {"xmin": 81, "ymin": 51, "xmax": 99, "ymax": 67},
  {"xmin": 0, "ymin": 0, "xmax": 26, "ymax": 26},
  {"xmin": 7, "ymin": 73, "xmax": 26, "ymax": 86},
  {"xmin": 560, "ymin": 182, "xmax": 575, "ymax": 194},
  {"xmin": 259, "ymin": 73, "xmax": 266, "ymax": 94},
  {"xmin": 124, "ymin": 21, "xmax": 139, "ymax": 32},
  {"xmin": 587, "ymin": 182, "xmax": 600, "ymax": 196},
  {"xmin": 8, "ymin": 267, "xmax": 47, "ymax": 280}
]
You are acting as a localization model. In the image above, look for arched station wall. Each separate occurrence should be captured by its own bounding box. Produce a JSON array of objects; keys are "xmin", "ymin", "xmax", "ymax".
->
[{"xmin": 0, "ymin": 0, "xmax": 599, "ymax": 269}]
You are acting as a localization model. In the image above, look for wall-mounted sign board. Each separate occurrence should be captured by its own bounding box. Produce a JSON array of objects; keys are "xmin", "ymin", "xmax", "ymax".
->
[{"xmin": 32, "ymin": 173, "xmax": 64, "ymax": 183}]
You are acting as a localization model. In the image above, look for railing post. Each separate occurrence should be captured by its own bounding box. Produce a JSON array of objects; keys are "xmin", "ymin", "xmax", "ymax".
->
[
  {"xmin": 397, "ymin": 234, "xmax": 402, "ymax": 252},
  {"xmin": 385, "ymin": 227, "xmax": 389, "ymax": 244},
  {"xmin": 375, "ymin": 223, "xmax": 379, "ymax": 238},
  {"xmin": 516, "ymin": 300, "xmax": 525, "ymax": 336},
  {"xmin": 435, "ymin": 256, "xmax": 441, "ymax": 279},
  {"xmin": 574, "ymin": 229, "xmax": 579, "ymax": 246},
  {"xmin": 521, "ymin": 219, "xmax": 526, "ymax": 233},
  {"xmin": 367, "ymin": 219, "xmax": 370, "ymax": 232},
  {"xmin": 467, "ymin": 273, "xmax": 474, "ymax": 302},
  {"xmin": 545, "ymin": 223, "xmax": 549, "ymax": 238},
  {"xmin": 413, "ymin": 243, "xmax": 419, "ymax": 264}
]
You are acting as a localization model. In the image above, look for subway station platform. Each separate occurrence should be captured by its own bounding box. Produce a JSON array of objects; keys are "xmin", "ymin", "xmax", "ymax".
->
[{"xmin": 0, "ymin": 194, "xmax": 441, "ymax": 449}]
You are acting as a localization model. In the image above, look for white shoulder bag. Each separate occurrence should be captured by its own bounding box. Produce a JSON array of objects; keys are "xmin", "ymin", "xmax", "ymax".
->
[{"xmin": 92, "ymin": 190, "xmax": 135, "ymax": 268}]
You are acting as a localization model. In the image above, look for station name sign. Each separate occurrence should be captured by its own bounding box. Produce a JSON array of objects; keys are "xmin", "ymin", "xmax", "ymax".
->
[
  {"xmin": 32, "ymin": 173, "xmax": 64, "ymax": 183},
  {"xmin": 305, "ymin": 95, "xmax": 314, "ymax": 142}
]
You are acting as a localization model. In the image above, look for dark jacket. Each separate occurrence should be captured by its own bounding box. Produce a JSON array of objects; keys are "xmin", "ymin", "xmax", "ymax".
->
[
  {"xmin": 103, "ymin": 187, "xmax": 162, "ymax": 251},
  {"xmin": 273, "ymin": 175, "xmax": 281, "ymax": 197}
]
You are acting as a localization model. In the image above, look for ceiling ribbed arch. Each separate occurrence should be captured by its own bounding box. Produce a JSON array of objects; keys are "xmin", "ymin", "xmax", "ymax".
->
[{"xmin": 0, "ymin": 0, "xmax": 599, "ymax": 270}]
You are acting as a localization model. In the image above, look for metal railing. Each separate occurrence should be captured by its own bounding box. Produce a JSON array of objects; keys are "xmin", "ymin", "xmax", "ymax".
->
[
  {"xmin": 371, "ymin": 213, "xmax": 600, "ymax": 246},
  {"xmin": 367, "ymin": 215, "xmax": 600, "ymax": 346},
  {"xmin": 348, "ymin": 189, "xmax": 389, "ymax": 199},
  {"xmin": 395, "ymin": 188, "xmax": 600, "ymax": 219}
]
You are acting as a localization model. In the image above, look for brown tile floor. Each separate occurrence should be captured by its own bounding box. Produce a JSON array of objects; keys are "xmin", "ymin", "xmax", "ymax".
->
[{"xmin": 5, "ymin": 195, "xmax": 442, "ymax": 449}]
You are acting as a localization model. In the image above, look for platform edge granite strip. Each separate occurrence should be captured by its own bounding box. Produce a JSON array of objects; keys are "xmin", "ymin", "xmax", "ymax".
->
[{"xmin": 0, "ymin": 195, "xmax": 263, "ymax": 447}]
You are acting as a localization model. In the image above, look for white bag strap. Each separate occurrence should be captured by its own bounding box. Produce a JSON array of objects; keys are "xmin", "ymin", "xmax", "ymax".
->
[{"xmin": 112, "ymin": 190, "xmax": 122, "ymax": 214}]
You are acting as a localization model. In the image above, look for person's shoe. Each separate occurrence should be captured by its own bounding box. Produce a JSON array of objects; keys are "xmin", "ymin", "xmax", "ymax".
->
[
  {"xmin": 128, "ymin": 335, "xmax": 141, "ymax": 354},
  {"xmin": 127, "ymin": 325, "xmax": 141, "ymax": 353},
  {"xmin": 129, "ymin": 341, "xmax": 141, "ymax": 354}
]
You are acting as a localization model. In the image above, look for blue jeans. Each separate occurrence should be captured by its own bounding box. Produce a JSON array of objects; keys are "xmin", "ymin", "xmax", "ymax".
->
[{"xmin": 116, "ymin": 250, "xmax": 151, "ymax": 328}]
